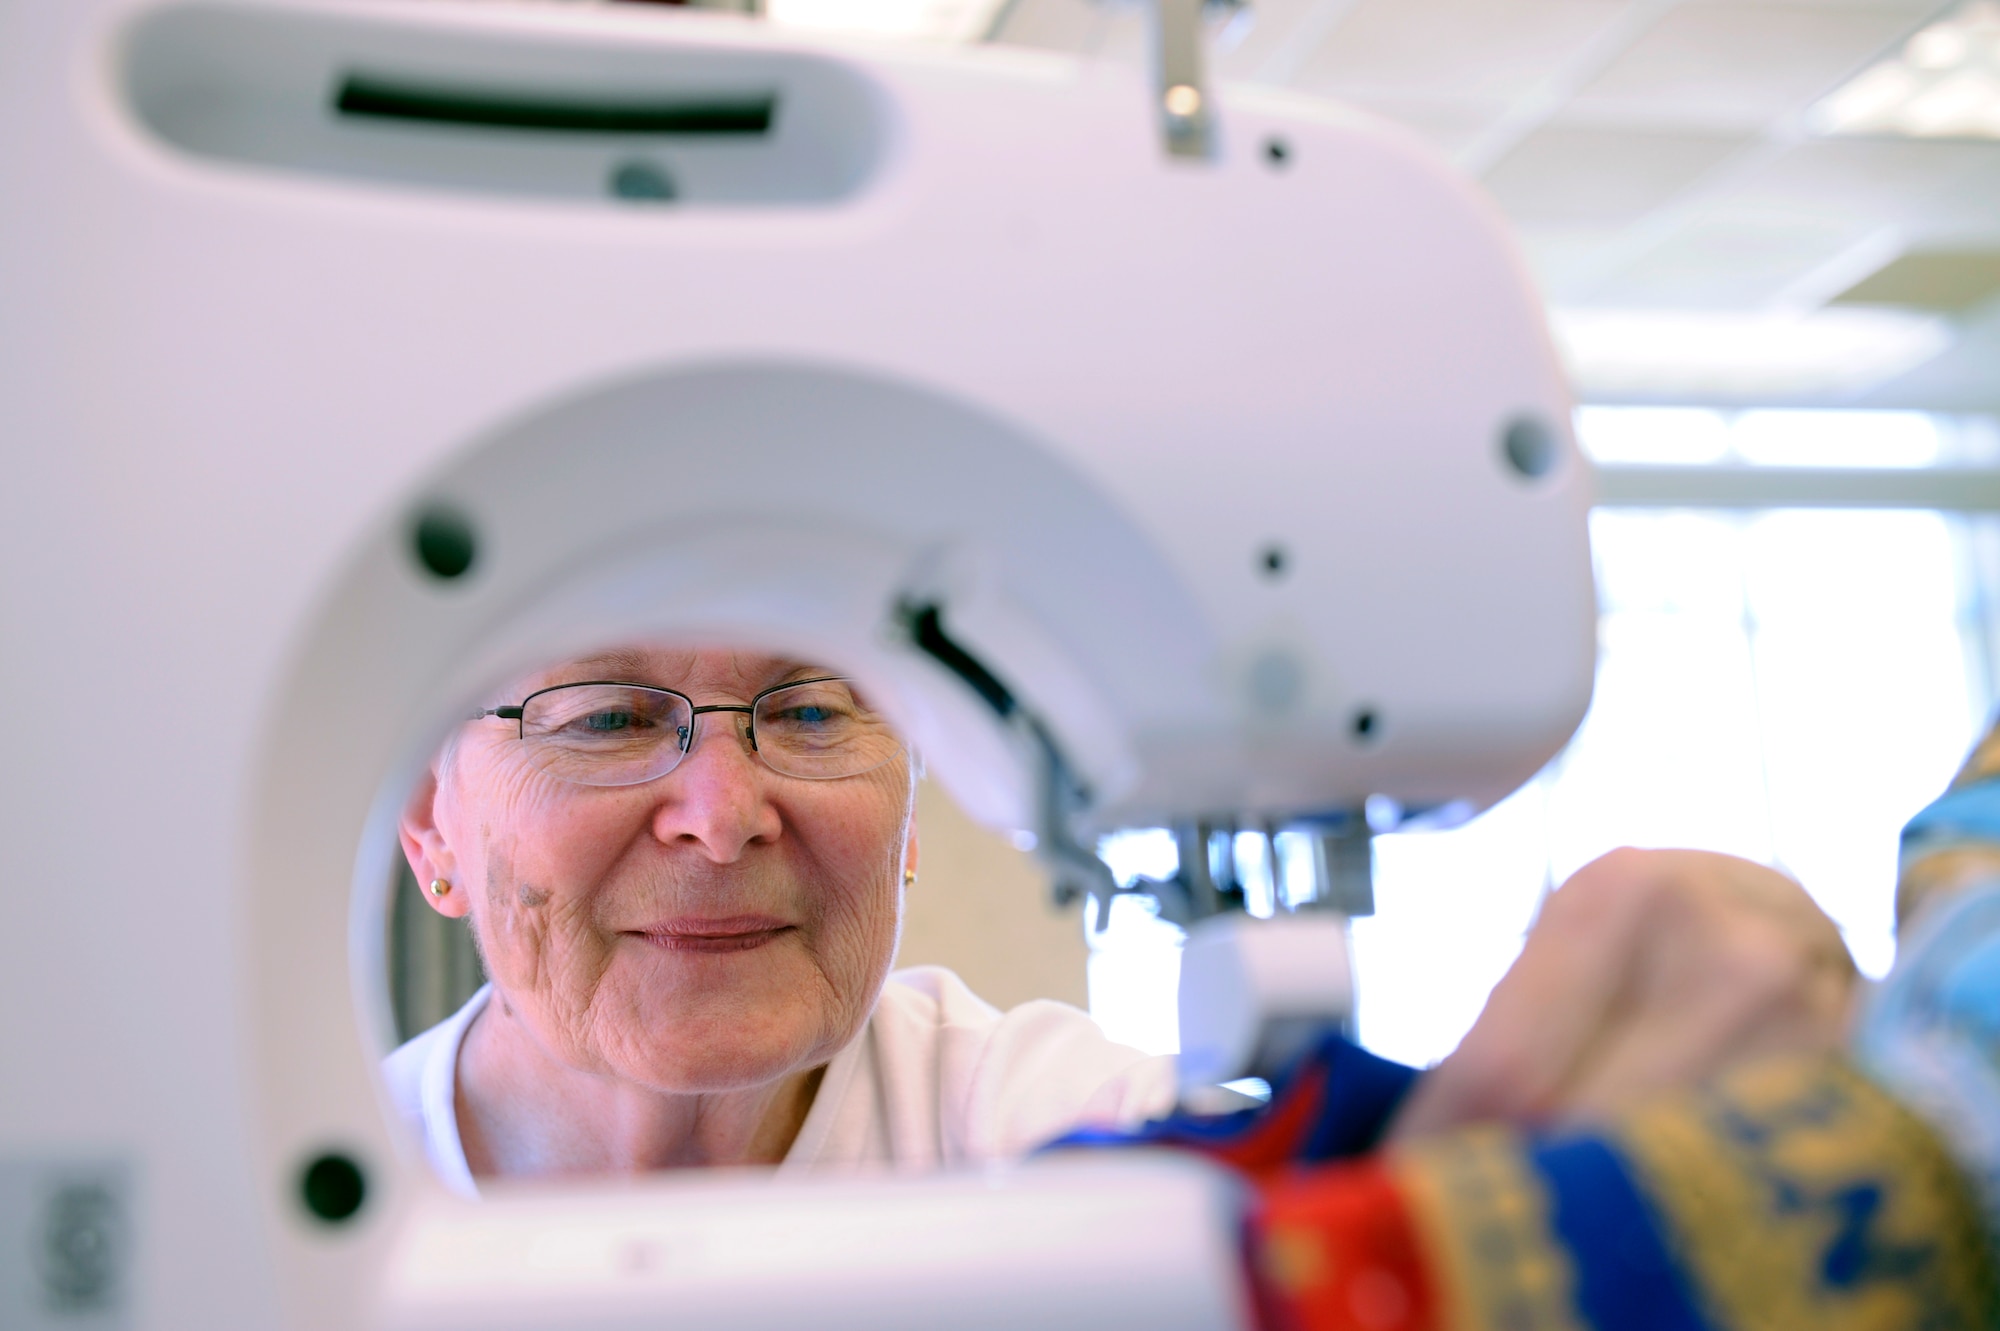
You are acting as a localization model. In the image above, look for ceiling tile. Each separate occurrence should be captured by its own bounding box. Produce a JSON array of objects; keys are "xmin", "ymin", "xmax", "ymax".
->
[
  {"xmin": 1566, "ymin": 3, "xmax": 1926, "ymax": 127},
  {"xmin": 1851, "ymin": 300, "xmax": 2000, "ymax": 409},
  {"xmin": 1513, "ymin": 223, "xmax": 1646, "ymax": 300},
  {"xmin": 1732, "ymin": 136, "xmax": 2000, "ymax": 234},
  {"xmin": 1481, "ymin": 124, "xmax": 1754, "ymax": 224},
  {"xmin": 1831, "ymin": 248, "xmax": 2000, "ymax": 309},
  {"xmin": 1588, "ymin": 210, "xmax": 1878, "ymax": 304},
  {"xmin": 1290, "ymin": 0, "xmax": 1629, "ymax": 101},
  {"xmin": 988, "ymin": 0, "xmax": 1100, "ymax": 50},
  {"xmin": 1212, "ymin": 0, "xmax": 1349, "ymax": 79},
  {"xmin": 1343, "ymin": 95, "xmax": 1515, "ymax": 155},
  {"xmin": 1752, "ymin": 0, "xmax": 1958, "ymax": 12}
]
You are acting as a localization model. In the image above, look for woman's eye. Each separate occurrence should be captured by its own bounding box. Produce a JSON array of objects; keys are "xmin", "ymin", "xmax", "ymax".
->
[
  {"xmin": 582, "ymin": 710, "xmax": 639, "ymax": 733},
  {"xmin": 772, "ymin": 700, "xmax": 855, "ymax": 728}
]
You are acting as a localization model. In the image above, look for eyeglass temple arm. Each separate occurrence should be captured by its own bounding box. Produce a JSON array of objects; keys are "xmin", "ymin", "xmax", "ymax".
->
[{"xmin": 471, "ymin": 706, "xmax": 524, "ymax": 721}]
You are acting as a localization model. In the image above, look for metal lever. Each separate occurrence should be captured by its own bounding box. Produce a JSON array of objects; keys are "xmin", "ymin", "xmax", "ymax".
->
[
  {"xmin": 897, "ymin": 599, "xmax": 1120, "ymax": 912},
  {"xmin": 1153, "ymin": 0, "xmax": 1214, "ymax": 159},
  {"xmin": 1306, "ymin": 816, "xmax": 1376, "ymax": 916}
]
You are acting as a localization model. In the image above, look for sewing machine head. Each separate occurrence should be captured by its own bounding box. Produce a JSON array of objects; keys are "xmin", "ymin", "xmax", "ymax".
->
[{"xmin": 0, "ymin": 1, "xmax": 1592, "ymax": 1323}]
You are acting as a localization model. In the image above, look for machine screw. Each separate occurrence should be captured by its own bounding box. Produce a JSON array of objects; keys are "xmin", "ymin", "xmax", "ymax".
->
[
  {"xmin": 412, "ymin": 505, "xmax": 477, "ymax": 580},
  {"xmin": 300, "ymin": 1152, "xmax": 367, "ymax": 1224},
  {"xmin": 610, "ymin": 159, "xmax": 677, "ymax": 202},
  {"xmin": 1257, "ymin": 543, "xmax": 1289, "ymax": 578},
  {"xmin": 37, "ymin": 1180, "xmax": 125, "ymax": 1313},
  {"xmin": 1501, "ymin": 413, "xmax": 1559, "ymax": 480},
  {"xmin": 1263, "ymin": 137, "xmax": 1291, "ymax": 168},
  {"xmin": 1350, "ymin": 706, "xmax": 1379, "ymax": 742}
]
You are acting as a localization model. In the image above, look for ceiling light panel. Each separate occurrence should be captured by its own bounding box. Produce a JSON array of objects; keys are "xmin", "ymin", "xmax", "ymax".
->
[
  {"xmin": 1552, "ymin": 307, "xmax": 1953, "ymax": 400},
  {"xmin": 1812, "ymin": 0, "xmax": 2000, "ymax": 139}
]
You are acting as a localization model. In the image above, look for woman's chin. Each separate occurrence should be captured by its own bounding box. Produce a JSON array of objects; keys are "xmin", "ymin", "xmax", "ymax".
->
[
  {"xmin": 580, "ymin": 935, "xmax": 866, "ymax": 1092},
  {"xmin": 605, "ymin": 988, "xmax": 839, "ymax": 1093}
]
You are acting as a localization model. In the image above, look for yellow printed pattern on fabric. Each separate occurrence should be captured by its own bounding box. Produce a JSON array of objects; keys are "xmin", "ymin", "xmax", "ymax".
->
[
  {"xmin": 1611, "ymin": 1054, "xmax": 1997, "ymax": 1331},
  {"xmin": 1392, "ymin": 1126, "xmax": 1589, "ymax": 1331}
]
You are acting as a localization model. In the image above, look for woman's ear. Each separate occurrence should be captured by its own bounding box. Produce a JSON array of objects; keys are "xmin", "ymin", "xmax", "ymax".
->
[{"xmin": 399, "ymin": 764, "xmax": 471, "ymax": 920}]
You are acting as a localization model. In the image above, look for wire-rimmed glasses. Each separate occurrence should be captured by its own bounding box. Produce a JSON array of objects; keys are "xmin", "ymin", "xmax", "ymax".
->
[{"xmin": 476, "ymin": 676, "xmax": 903, "ymax": 787}]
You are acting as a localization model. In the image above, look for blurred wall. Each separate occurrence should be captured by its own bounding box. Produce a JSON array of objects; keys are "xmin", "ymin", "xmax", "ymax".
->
[{"xmin": 894, "ymin": 779, "xmax": 1089, "ymax": 1011}]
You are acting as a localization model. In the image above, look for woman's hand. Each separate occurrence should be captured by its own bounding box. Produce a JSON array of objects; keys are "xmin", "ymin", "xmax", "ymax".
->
[{"xmin": 1389, "ymin": 847, "xmax": 1856, "ymax": 1140}]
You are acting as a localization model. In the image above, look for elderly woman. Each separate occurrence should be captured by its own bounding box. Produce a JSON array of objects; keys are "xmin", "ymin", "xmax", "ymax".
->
[{"xmin": 386, "ymin": 643, "xmax": 1858, "ymax": 1193}]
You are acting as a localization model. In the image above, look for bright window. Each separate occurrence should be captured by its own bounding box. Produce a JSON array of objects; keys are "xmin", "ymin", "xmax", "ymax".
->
[{"xmin": 1088, "ymin": 410, "xmax": 2000, "ymax": 1070}]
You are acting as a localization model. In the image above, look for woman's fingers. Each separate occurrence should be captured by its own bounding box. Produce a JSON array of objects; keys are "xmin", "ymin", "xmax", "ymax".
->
[
  {"xmin": 1389, "ymin": 848, "xmax": 1855, "ymax": 1141},
  {"xmin": 1554, "ymin": 895, "xmax": 1852, "ymax": 1120}
]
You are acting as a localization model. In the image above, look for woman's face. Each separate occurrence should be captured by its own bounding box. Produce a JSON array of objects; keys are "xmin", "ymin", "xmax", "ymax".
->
[{"xmin": 400, "ymin": 647, "xmax": 916, "ymax": 1093}]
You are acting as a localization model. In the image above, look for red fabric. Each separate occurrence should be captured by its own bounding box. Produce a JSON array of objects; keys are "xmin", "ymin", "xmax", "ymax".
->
[
  {"xmin": 1249, "ymin": 1160, "xmax": 1439, "ymax": 1331},
  {"xmin": 1204, "ymin": 1062, "xmax": 1336, "ymax": 1178}
]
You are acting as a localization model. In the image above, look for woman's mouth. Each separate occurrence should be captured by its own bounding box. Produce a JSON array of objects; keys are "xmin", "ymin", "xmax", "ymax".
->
[{"xmin": 632, "ymin": 917, "xmax": 795, "ymax": 955}]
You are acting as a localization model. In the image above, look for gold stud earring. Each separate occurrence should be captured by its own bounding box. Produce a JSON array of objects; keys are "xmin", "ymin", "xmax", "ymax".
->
[
  {"xmin": 429, "ymin": 878, "xmax": 452, "ymax": 898},
  {"xmin": 903, "ymin": 868, "xmax": 917, "ymax": 888}
]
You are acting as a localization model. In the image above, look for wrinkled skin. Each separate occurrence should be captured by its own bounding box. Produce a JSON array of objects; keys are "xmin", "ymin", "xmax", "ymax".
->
[
  {"xmin": 1392, "ymin": 847, "xmax": 1857, "ymax": 1140},
  {"xmin": 400, "ymin": 647, "xmax": 916, "ymax": 1176}
]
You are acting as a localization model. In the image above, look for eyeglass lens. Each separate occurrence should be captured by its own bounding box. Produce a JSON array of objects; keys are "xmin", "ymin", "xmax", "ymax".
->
[{"xmin": 515, "ymin": 679, "xmax": 901, "ymax": 787}]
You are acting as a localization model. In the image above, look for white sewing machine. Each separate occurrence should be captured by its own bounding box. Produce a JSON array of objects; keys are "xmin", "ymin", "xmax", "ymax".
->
[{"xmin": 0, "ymin": 1, "xmax": 1593, "ymax": 1325}]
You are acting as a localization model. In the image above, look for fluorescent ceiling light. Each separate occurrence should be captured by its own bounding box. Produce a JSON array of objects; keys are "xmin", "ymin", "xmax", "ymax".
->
[
  {"xmin": 763, "ymin": 0, "xmax": 1004, "ymax": 42},
  {"xmin": 1575, "ymin": 406, "xmax": 1949, "ymax": 466},
  {"xmin": 1812, "ymin": 0, "xmax": 2000, "ymax": 139},
  {"xmin": 1551, "ymin": 308, "xmax": 1952, "ymax": 400},
  {"xmin": 1574, "ymin": 406, "xmax": 1732, "ymax": 464},
  {"xmin": 1731, "ymin": 410, "xmax": 1941, "ymax": 467}
]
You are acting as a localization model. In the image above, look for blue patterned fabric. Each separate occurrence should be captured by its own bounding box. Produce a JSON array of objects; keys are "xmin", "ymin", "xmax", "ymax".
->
[
  {"xmin": 1856, "ymin": 883, "xmax": 2000, "ymax": 1250},
  {"xmin": 1903, "ymin": 775, "xmax": 2000, "ymax": 859},
  {"xmin": 1531, "ymin": 1135, "xmax": 1717, "ymax": 1331},
  {"xmin": 1044, "ymin": 1028, "xmax": 1420, "ymax": 1167}
]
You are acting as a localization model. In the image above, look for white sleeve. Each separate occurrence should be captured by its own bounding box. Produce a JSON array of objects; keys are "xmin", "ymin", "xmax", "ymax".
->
[
  {"xmin": 378, "ymin": 986, "xmax": 488, "ymax": 1197},
  {"xmin": 886, "ymin": 967, "xmax": 1178, "ymax": 1163}
]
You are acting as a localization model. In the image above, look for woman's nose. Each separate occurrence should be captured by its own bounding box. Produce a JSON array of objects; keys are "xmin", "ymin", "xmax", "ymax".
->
[{"xmin": 649, "ymin": 714, "xmax": 782, "ymax": 859}]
